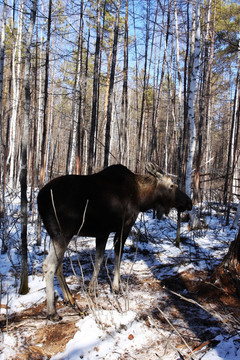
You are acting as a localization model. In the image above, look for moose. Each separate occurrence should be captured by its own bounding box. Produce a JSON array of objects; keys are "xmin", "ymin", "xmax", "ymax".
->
[{"xmin": 37, "ymin": 163, "xmax": 192, "ymax": 321}]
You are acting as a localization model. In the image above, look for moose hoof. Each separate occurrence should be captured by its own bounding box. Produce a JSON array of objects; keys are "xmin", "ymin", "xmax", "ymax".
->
[
  {"xmin": 47, "ymin": 313, "xmax": 62, "ymax": 322},
  {"xmin": 112, "ymin": 288, "xmax": 120, "ymax": 295},
  {"xmin": 112, "ymin": 282, "xmax": 120, "ymax": 294}
]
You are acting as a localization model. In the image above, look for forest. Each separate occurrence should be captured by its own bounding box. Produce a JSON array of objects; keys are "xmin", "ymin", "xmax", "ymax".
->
[
  {"xmin": 0, "ymin": 0, "xmax": 239, "ymax": 191},
  {"xmin": 0, "ymin": 0, "xmax": 240, "ymax": 358}
]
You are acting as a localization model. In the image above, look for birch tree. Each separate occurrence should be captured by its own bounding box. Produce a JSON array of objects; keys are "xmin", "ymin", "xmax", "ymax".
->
[
  {"xmin": 69, "ymin": 0, "xmax": 84, "ymax": 174},
  {"xmin": 8, "ymin": 0, "xmax": 25, "ymax": 189},
  {"xmin": 19, "ymin": 0, "xmax": 37, "ymax": 295},
  {"xmin": 40, "ymin": 0, "xmax": 52, "ymax": 186},
  {"xmin": 185, "ymin": 0, "xmax": 201, "ymax": 198},
  {"xmin": 0, "ymin": 0, "xmax": 8, "ymax": 254}
]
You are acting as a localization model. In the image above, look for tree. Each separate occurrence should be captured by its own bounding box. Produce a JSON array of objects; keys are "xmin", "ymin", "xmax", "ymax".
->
[
  {"xmin": 19, "ymin": 0, "xmax": 37, "ymax": 295},
  {"xmin": 104, "ymin": 0, "xmax": 121, "ymax": 168},
  {"xmin": 8, "ymin": 0, "xmax": 25, "ymax": 189},
  {"xmin": 185, "ymin": 0, "xmax": 201, "ymax": 198},
  {"xmin": 120, "ymin": 0, "xmax": 128, "ymax": 165},
  {"xmin": 211, "ymin": 225, "xmax": 240, "ymax": 298},
  {"xmin": 88, "ymin": 0, "xmax": 101, "ymax": 174},
  {"xmin": 224, "ymin": 37, "xmax": 240, "ymax": 225},
  {"xmin": 0, "ymin": 0, "xmax": 8, "ymax": 254},
  {"xmin": 40, "ymin": 0, "xmax": 52, "ymax": 186}
]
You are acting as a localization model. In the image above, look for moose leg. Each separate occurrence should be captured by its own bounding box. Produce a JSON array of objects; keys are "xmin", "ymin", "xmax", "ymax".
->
[
  {"xmin": 112, "ymin": 232, "xmax": 128, "ymax": 293},
  {"xmin": 56, "ymin": 262, "xmax": 75, "ymax": 307},
  {"xmin": 43, "ymin": 239, "xmax": 66, "ymax": 321},
  {"xmin": 89, "ymin": 235, "xmax": 108, "ymax": 294}
]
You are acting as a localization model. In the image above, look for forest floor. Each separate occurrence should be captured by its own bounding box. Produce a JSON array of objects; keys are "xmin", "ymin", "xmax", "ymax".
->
[{"xmin": 1, "ymin": 203, "xmax": 240, "ymax": 359}]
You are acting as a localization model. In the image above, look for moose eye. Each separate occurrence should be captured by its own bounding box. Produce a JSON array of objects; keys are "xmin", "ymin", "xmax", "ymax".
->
[{"xmin": 170, "ymin": 184, "xmax": 174, "ymax": 190}]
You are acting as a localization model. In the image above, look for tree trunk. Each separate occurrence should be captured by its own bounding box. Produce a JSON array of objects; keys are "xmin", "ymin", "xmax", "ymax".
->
[
  {"xmin": 88, "ymin": 0, "xmax": 101, "ymax": 174},
  {"xmin": 76, "ymin": 0, "xmax": 85, "ymax": 175},
  {"xmin": 185, "ymin": 0, "xmax": 201, "ymax": 198},
  {"xmin": 36, "ymin": 3, "xmax": 44, "ymax": 183},
  {"xmin": 104, "ymin": 0, "xmax": 121, "ymax": 168},
  {"xmin": 120, "ymin": 0, "xmax": 128, "ymax": 165},
  {"xmin": 8, "ymin": 0, "xmax": 25, "ymax": 189},
  {"xmin": 137, "ymin": 0, "xmax": 149, "ymax": 169},
  {"xmin": 0, "ymin": 0, "xmax": 7, "ymax": 254},
  {"xmin": 69, "ymin": 2, "xmax": 84, "ymax": 174},
  {"xmin": 224, "ymin": 39, "xmax": 240, "ymax": 225},
  {"xmin": 211, "ymin": 226, "xmax": 240, "ymax": 298},
  {"xmin": 40, "ymin": 0, "xmax": 52, "ymax": 186},
  {"xmin": 19, "ymin": 0, "xmax": 37, "ymax": 295}
]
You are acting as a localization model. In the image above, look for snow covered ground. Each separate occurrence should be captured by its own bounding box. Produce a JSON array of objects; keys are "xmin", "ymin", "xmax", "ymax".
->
[{"xmin": 0, "ymin": 197, "xmax": 240, "ymax": 359}]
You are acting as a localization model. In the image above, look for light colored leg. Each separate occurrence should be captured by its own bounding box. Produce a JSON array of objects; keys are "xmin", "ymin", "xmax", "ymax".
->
[
  {"xmin": 43, "ymin": 240, "xmax": 65, "ymax": 321},
  {"xmin": 89, "ymin": 236, "xmax": 108, "ymax": 294}
]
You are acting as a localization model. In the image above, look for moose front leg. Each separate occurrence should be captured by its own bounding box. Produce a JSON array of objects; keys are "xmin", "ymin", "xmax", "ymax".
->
[
  {"xmin": 89, "ymin": 235, "xmax": 108, "ymax": 295},
  {"xmin": 112, "ymin": 232, "xmax": 128, "ymax": 293}
]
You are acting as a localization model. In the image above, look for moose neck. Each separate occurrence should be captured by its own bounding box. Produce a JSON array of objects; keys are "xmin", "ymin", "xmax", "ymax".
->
[{"xmin": 136, "ymin": 175, "xmax": 158, "ymax": 212}]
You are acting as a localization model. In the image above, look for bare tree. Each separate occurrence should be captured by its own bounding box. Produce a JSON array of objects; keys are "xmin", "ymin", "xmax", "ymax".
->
[
  {"xmin": 120, "ymin": 0, "xmax": 128, "ymax": 165},
  {"xmin": 8, "ymin": 0, "xmax": 25, "ymax": 189},
  {"xmin": 0, "ymin": 0, "xmax": 8, "ymax": 254},
  {"xmin": 137, "ymin": 0, "xmax": 150, "ymax": 169},
  {"xmin": 19, "ymin": 0, "xmax": 37, "ymax": 295},
  {"xmin": 224, "ymin": 37, "xmax": 240, "ymax": 224},
  {"xmin": 88, "ymin": 0, "xmax": 101, "ymax": 174},
  {"xmin": 104, "ymin": 0, "xmax": 121, "ymax": 168},
  {"xmin": 185, "ymin": 0, "xmax": 201, "ymax": 198},
  {"xmin": 40, "ymin": 0, "xmax": 52, "ymax": 186}
]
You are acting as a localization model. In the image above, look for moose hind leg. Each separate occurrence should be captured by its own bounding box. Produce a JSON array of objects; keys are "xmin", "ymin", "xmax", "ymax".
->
[{"xmin": 43, "ymin": 239, "xmax": 66, "ymax": 321}]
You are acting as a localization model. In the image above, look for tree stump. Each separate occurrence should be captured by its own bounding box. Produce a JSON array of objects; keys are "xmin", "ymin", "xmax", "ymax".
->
[{"xmin": 211, "ymin": 226, "xmax": 240, "ymax": 298}]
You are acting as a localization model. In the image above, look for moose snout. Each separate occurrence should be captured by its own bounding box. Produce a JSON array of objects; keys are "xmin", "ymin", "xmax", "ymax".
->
[{"xmin": 175, "ymin": 188, "xmax": 192, "ymax": 212}]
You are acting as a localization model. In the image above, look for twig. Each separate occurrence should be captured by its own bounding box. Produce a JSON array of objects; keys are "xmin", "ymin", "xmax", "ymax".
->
[
  {"xmin": 148, "ymin": 315, "xmax": 189, "ymax": 359},
  {"xmin": 155, "ymin": 307, "xmax": 198, "ymax": 360},
  {"xmin": 166, "ymin": 288, "xmax": 231, "ymax": 326},
  {"xmin": 76, "ymin": 199, "xmax": 89, "ymax": 237},
  {"xmin": 50, "ymin": 189, "xmax": 62, "ymax": 233}
]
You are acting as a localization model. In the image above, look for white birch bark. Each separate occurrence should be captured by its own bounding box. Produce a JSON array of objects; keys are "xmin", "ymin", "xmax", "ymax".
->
[
  {"xmin": 185, "ymin": 0, "xmax": 201, "ymax": 197},
  {"xmin": 45, "ymin": 77, "xmax": 54, "ymax": 182},
  {"xmin": 0, "ymin": 0, "xmax": 8, "ymax": 253},
  {"xmin": 36, "ymin": 4, "xmax": 44, "ymax": 177},
  {"xmin": 8, "ymin": 0, "xmax": 25, "ymax": 188},
  {"xmin": 174, "ymin": 0, "xmax": 182, "ymax": 130},
  {"xmin": 0, "ymin": 0, "xmax": 7, "ymax": 128},
  {"xmin": 19, "ymin": 0, "xmax": 37, "ymax": 295},
  {"xmin": 69, "ymin": 43, "xmax": 81, "ymax": 174}
]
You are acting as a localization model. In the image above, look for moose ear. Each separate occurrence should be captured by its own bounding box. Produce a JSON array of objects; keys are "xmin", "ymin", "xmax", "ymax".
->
[{"xmin": 146, "ymin": 162, "xmax": 164, "ymax": 178}]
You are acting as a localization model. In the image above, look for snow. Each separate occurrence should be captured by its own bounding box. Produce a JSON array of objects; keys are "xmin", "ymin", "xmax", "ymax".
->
[
  {"xmin": 0, "ymin": 198, "xmax": 240, "ymax": 359},
  {"xmin": 202, "ymin": 334, "xmax": 240, "ymax": 360}
]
